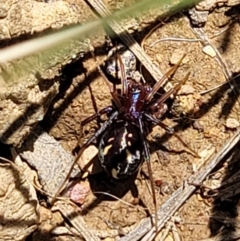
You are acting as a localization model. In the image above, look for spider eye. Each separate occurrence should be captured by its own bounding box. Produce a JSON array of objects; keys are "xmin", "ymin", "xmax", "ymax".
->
[{"xmin": 131, "ymin": 85, "xmax": 140, "ymax": 93}]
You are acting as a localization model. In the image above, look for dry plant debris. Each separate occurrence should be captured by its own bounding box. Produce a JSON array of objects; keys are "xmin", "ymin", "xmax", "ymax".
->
[{"xmin": 0, "ymin": 155, "xmax": 38, "ymax": 241}]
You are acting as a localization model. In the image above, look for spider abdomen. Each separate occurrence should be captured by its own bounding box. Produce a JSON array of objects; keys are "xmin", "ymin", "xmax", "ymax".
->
[{"xmin": 99, "ymin": 121, "xmax": 143, "ymax": 179}]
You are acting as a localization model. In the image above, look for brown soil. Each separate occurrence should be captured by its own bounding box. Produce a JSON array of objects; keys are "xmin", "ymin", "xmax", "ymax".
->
[{"xmin": 1, "ymin": 0, "xmax": 240, "ymax": 241}]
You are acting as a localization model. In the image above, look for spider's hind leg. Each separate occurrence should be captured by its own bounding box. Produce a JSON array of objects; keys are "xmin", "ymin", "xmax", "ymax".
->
[
  {"xmin": 138, "ymin": 117, "xmax": 158, "ymax": 231},
  {"xmin": 73, "ymin": 106, "xmax": 114, "ymax": 155},
  {"xmin": 51, "ymin": 111, "xmax": 119, "ymax": 205}
]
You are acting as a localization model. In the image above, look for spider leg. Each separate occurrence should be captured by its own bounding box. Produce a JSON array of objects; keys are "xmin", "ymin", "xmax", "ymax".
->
[
  {"xmin": 72, "ymin": 107, "xmax": 114, "ymax": 154},
  {"xmin": 145, "ymin": 54, "xmax": 186, "ymax": 101},
  {"xmin": 117, "ymin": 53, "xmax": 128, "ymax": 96},
  {"xmin": 98, "ymin": 66, "xmax": 121, "ymax": 108},
  {"xmin": 144, "ymin": 113, "xmax": 200, "ymax": 158},
  {"xmin": 81, "ymin": 106, "xmax": 114, "ymax": 126},
  {"xmin": 51, "ymin": 111, "xmax": 119, "ymax": 205},
  {"xmin": 138, "ymin": 117, "xmax": 158, "ymax": 231},
  {"xmin": 148, "ymin": 71, "xmax": 190, "ymax": 112}
]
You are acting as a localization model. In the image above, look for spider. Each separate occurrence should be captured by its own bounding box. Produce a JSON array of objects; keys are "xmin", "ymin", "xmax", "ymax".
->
[{"xmin": 52, "ymin": 49, "xmax": 197, "ymax": 230}]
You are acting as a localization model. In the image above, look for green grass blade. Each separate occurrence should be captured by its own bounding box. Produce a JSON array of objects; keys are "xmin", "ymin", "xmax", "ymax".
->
[{"xmin": 0, "ymin": 0, "xmax": 201, "ymax": 84}]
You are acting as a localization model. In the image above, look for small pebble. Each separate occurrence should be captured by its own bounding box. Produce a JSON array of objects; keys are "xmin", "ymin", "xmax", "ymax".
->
[
  {"xmin": 193, "ymin": 120, "xmax": 204, "ymax": 132},
  {"xmin": 225, "ymin": 118, "xmax": 240, "ymax": 129},
  {"xmin": 106, "ymin": 44, "xmax": 136, "ymax": 80},
  {"xmin": 103, "ymin": 238, "xmax": 115, "ymax": 241},
  {"xmin": 78, "ymin": 145, "xmax": 98, "ymax": 174},
  {"xmin": 173, "ymin": 216, "xmax": 182, "ymax": 224},
  {"xmin": 188, "ymin": 226, "xmax": 194, "ymax": 232},
  {"xmin": 178, "ymin": 85, "xmax": 195, "ymax": 95},
  {"xmin": 202, "ymin": 45, "xmax": 216, "ymax": 57},
  {"xmin": 165, "ymin": 234, "xmax": 174, "ymax": 241},
  {"xmin": 69, "ymin": 182, "xmax": 90, "ymax": 204}
]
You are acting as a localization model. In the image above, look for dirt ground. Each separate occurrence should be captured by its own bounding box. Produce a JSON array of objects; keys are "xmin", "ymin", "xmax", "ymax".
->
[{"xmin": 2, "ymin": 0, "xmax": 240, "ymax": 241}]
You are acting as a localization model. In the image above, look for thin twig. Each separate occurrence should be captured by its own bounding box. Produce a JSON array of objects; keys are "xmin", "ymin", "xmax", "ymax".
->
[
  {"xmin": 200, "ymin": 73, "xmax": 240, "ymax": 95},
  {"xmin": 55, "ymin": 201, "xmax": 101, "ymax": 241},
  {"xmin": 150, "ymin": 37, "xmax": 202, "ymax": 47},
  {"xmin": 93, "ymin": 191, "xmax": 145, "ymax": 209}
]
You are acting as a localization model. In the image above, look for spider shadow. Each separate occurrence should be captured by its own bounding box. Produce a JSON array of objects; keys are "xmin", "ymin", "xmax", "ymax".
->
[
  {"xmin": 216, "ymin": 3, "xmax": 240, "ymax": 55},
  {"xmin": 218, "ymin": 73, "xmax": 240, "ymax": 119},
  {"xmin": 81, "ymin": 170, "xmax": 150, "ymax": 218},
  {"xmin": 207, "ymin": 143, "xmax": 240, "ymax": 241},
  {"xmin": 41, "ymin": 58, "xmax": 88, "ymax": 132}
]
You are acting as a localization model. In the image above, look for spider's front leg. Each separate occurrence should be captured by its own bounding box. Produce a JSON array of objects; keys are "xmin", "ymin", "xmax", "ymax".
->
[
  {"xmin": 81, "ymin": 106, "xmax": 114, "ymax": 126},
  {"xmin": 145, "ymin": 54, "xmax": 186, "ymax": 101},
  {"xmin": 149, "ymin": 72, "xmax": 190, "ymax": 119}
]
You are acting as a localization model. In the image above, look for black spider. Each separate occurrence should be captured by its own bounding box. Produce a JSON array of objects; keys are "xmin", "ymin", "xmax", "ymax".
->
[
  {"xmin": 53, "ymin": 50, "xmax": 195, "ymax": 228},
  {"xmin": 90, "ymin": 53, "xmax": 191, "ymax": 180}
]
